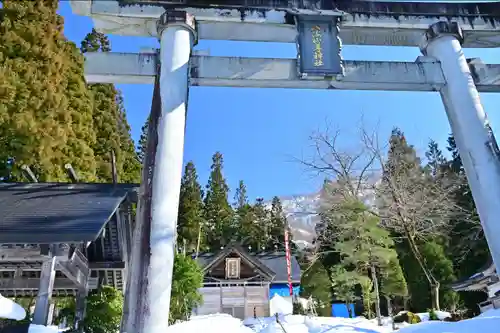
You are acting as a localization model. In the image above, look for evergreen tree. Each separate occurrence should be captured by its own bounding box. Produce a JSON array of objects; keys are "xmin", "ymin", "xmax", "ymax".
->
[
  {"xmin": 81, "ymin": 29, "xmax": 140, "ymax": 183},
  {"xmin": 333, "ymin": 199, "xmax": 399, "ymax": 324},
  {"xmin": 421, "ymin": 135, "xmax": 489, "ymax": 313},
  {"xmin": 300, "ymin": 260, "xmax": 333, "ymax": 317},
  {"xmin": 269, "ymin": 196, "xmax": 287, "ymax": 250},
  {"xmin": 233, "ymin": 180, "xmax": 248, "ymax": 209},
  {"xmin": 330, "ymin": 265, "xmax": 360, "ymax": 318},
  {"xmin": 253, "ymin": 197, "xmax": 270, "ymax": 251},
  {"xmin": 425, "ymin": 140, "xmax": 447, "ymax": 178},
  {"xmin": 0, "ymin": 158, "xmax": 14, "ymax": 182},
  {"xmin": 0, "ymin": 0, "xmax": 97, "ymax": 181},
  {"xmin": 378, "ymin": 128, "xmax": 455, "ymax": 310},
  {"xmin": 116, "ymin": 93, "xmax": 141, "ymax": 182},
  {"xmin": 169, "ymin": 253, "xmax": 203, "ymax": 324},
  {"xmin": 446, "ymin": 135, "xmax": 488, "ymax": 272},
  {"xmin": 443, "ymin": 135, "xmax": 489, "ymax": 314},
  {"xmin": 447, "ymin": 135, "xmax": 463, "ymax": 174},
  {"xmin": 233, "ymin": 181, "xmax": 258, "ymax": 247},
  {"xmin": 380, "ymin": 256, "xmax": 408, "ymax": 316},
  {"xmin": 204, "ymin": 152, "xmax": 233, "ymax": 250},
  {"xmin": 314, "ymin": 179, "xmax": 344, "ymax": 269},
  {"xmin": 421, "ymin": 242, "xmax": 460, "ymax": 312},
  {"xmin": 396, "ymin": 238, "xmax": 461, "ymax": 312},
  {"xmin": 177, "ymin": 162, "xmax": 205, "ymax": 252},
  {"xmin": 137, "ymin": 117, "xmax": 149, "ymax": 165}
]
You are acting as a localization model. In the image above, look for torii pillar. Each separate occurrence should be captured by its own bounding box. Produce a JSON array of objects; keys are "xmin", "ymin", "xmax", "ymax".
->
[
  {"xmin": 422, "ymin": 22, "xmax": 500, "ymax": 274},
  {"xmin": 145, "ymin": 11, "xmax": 196, "ymax": 333}
]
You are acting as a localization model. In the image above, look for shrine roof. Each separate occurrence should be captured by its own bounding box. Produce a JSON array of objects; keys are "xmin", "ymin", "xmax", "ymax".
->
[
  {"xmin": 195, "ymin": 243, "xmax": 302, "ymax": 283},
  {"xmin": 0, "ymin": 182, "xmax": 138, "ymax": 244}
]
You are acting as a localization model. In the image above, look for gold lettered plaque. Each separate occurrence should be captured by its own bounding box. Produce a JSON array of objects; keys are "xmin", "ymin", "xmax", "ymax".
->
[{"xmin": 297, "ymin": 16, "xmax": 343, "ymax": 76}]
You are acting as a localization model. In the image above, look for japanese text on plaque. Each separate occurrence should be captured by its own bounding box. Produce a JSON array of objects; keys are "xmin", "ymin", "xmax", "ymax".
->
[{"xmin": 311, "ymin": 25, "xmax": 324, "ymax": 67}]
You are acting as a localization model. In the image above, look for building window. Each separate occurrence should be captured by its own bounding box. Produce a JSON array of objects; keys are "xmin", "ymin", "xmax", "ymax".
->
[{"xmin": 225, "ymin": 258, "xmax": 240, "ymax": 279}]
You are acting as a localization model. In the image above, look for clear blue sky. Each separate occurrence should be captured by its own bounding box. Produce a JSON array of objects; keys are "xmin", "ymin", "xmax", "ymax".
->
[{"xmin": 59, "ymin": 1, "xmax": 500, "ymax": 201}]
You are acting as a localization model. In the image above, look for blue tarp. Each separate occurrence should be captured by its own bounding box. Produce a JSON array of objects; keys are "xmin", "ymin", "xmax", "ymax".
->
[
  {"xmin": 269, "ymin": 284, "xmax": 300, "ymax": 298},
  {"xmin": 331, "ymin": 303, "xmax": 355, "ymax": 318}
]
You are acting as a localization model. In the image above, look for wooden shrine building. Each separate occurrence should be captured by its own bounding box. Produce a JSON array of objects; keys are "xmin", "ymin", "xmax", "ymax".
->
[
  {"xmin": 451, "ymin": 259, "xmax": 500, "ymax": 313},
  {"xmin": 0, "ymin": 182, "xmax": 138, "ymax": 325},
  {"xmin": 193, "ymin": 244, "xmax": 301, "ymax": 319}
]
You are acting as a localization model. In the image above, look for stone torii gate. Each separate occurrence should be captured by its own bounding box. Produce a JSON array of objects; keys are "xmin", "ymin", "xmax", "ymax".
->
[{"xmin": 70, "ymin": 1, "xmax": 500, "ymax": 332}]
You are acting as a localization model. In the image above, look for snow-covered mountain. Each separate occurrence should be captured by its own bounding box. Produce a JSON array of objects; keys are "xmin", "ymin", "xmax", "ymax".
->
[
  {"xmin": 269, "ymin": 180, "xmax": 379, "ymax": 249},
  {"xmin": 269, "ymin": 192, "xmax": 322, "ymax": 249}
]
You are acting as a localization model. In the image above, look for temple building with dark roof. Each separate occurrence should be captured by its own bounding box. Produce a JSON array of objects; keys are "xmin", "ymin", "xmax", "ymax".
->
[
  {"xmin": 0, "ymin": 182, "xmax": 139, "ymax": 325},
  {"xmin": 193, "ymin": 243, "xmax": 301, "ymax": 319}
]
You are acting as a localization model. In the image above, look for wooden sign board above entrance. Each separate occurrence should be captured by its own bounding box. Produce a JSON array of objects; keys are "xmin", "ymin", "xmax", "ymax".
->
[{"xmin": 296, "ymin": 16, "xmax": 343, "ymax": 76}]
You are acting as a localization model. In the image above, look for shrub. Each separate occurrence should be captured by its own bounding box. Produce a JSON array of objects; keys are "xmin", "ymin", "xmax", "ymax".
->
[
  {"xmin": 293, "ymin": 302, "xmax": 306, "ymax": 315},
  {"xmin": 394, "ymin": 311, "xmax": 422, "ymax": 324},
  {"xmin": 428, "ymin": 308, "xmax": 439, "ymax": 321},
  {"xmin": 407, "ymin": 312, "xmax": 422, "ymax": 324}
]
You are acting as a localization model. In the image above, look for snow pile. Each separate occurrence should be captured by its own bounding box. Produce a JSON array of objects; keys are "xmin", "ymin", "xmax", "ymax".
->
[
  {"xmin": 398, "ymin": 308, "xmax": 500, "ymax": 333},
  {"xmin": 270, "ymin": 295, "xmax": 293, "ymax": 316},
  {"xmin": 168, "ymin": 314, "xmax": 254, "ymax": 333},
  {"xmin": 245, "ymin": 314, "xmax": 392, "ymax": 333},
  {"xmin": 0, "ymin": 294, "xmax": 26, "ymax": 320},
  {"xmin": 28, "ymin": 325, "xmax": 60, "ymax": 333},
  {"xmin": 303, "ymin": 315, "xmax": 392, "ymax": 333}
]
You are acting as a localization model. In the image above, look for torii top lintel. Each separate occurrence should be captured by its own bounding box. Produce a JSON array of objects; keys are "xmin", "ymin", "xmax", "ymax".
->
[
  {"xmin": 117, "ymin": 0, "xmax": 500, "ymax": 19},
  {"xmin": 72, "ymin": 0, "xmax": 500, "ymax": 47}
]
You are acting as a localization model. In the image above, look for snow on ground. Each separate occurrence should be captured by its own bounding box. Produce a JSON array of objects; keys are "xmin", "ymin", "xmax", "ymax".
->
[
  {"xmin": 28, "ymin": 325, "xmax": 60, "ymax": 333},
  {"xmin": 177, "ymin": 309, "xmax": 500, "ymax": 333},
  {"xmin": 4, "ymin": 293, "xmax": 500, "ymax": 333},
  {"xmin": 167, "ymin": 314, "xmax": 254, "ymax": 333},
  {"xmin": 246, "ymin": 314, "xmax": 393, "ymax": 333},
  {"xmin": 0, "ymin": 293, "xmax": 26, "ymax": 320}
]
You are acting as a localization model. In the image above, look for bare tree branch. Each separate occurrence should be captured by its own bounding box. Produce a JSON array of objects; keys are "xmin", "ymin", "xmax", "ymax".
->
[{"xmin": 296, "ymin": 118, "xmax": 475, "ymax": 310}]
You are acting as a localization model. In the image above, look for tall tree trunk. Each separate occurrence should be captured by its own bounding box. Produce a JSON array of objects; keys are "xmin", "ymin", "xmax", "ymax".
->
[
  {"xmin": 385, "ymin": 296, "xmax": 397, "ymax": 331},
  {"xmin": 195, "ymin": 223, "xmax": 202, "ymax": 259},
  {"xmin": 345, "ymin": 301, "xmax": 352, "ymax": 318},
  {"xmin": 404, "ymin": 296, "xmax": 410, "ymax": 311},
  {"xmin": 370, "ymin": 265, "xmax": 382, "ymax": 326},
  {"xmin": 380, "ymin": 174, "xmax": 441, "ymax": 310},
  {"xmin": 430, "ymin": 282, "xmax": 441, "ymax": 311},
  {"xmin": 405, "ymin": 232, "xmax": 441, "ymax": 310},
  {"xmin": 385, "ymin": 295, "xmax": 393, "ymax": 317}
]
